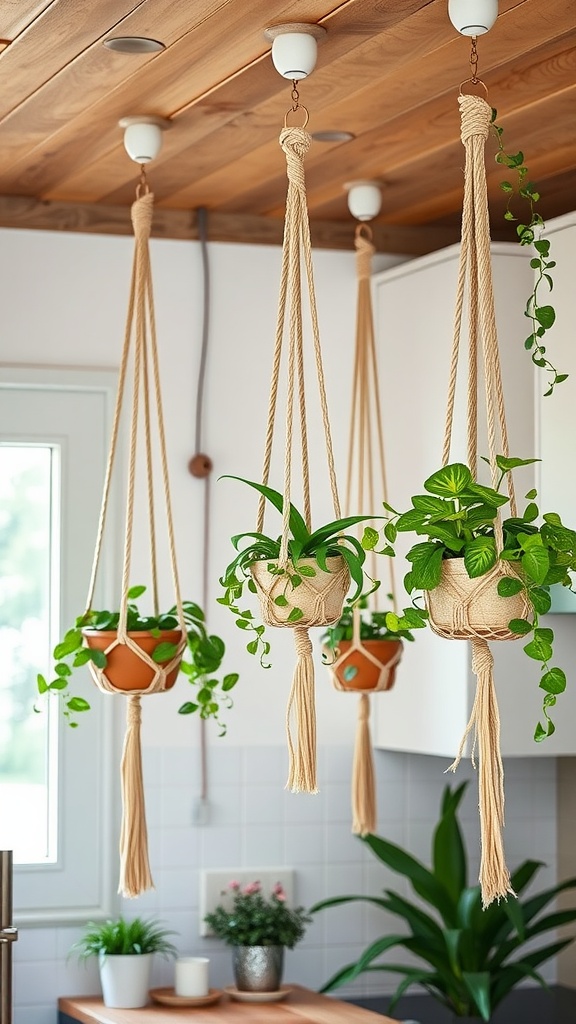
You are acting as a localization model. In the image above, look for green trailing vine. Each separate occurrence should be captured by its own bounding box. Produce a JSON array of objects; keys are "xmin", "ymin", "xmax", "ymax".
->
[{"xmin": 491, "ymin": 109, "xmax": 566, "ymax": 397}]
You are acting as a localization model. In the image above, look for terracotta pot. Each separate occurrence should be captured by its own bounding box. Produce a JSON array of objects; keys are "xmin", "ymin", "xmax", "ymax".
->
[
  {"xmin": 250, "ymin": 555, "xmax": 350, "ymax": 629},
  {"xmin": 82, "ymin": 628, "xmax": 184, "ymax": 693},
  {"xmin": 324, "ymin": 638, "xmax": 403, "ymax": 692},
  {"xmin": 425, "ymin": 558, "xmax": 531, "ymax": 641}
]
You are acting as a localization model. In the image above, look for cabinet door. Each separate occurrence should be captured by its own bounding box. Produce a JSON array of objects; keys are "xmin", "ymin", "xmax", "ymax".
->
[{"xmin": 370, "ymin": 241, "xmax": 573, "ymax": 757}]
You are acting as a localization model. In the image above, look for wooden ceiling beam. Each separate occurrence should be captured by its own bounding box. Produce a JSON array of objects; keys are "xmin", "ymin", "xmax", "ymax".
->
[{"xmin": 0, "ymin": 194, "xmax": 460, "ymax": 255}]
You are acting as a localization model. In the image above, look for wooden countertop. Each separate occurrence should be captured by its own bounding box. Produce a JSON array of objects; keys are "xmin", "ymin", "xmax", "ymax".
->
[{"xmin": 59, "ymin": 985, "xmax": 396, "ymax": 1024}]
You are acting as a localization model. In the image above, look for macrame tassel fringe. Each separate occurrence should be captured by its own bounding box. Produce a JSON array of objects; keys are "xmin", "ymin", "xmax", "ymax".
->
[
  {"xmin": 118, "ymin": 695, "xmax": 154, "ymax": 898},
  {"xmin": 285, "ymin": 627, "xmax": 318, "ymax": 793},
  {"xmin": 447, "ymin": 638, "xmax": 514, "ymax": 907},
  {"xmin": 352, "ymin": 693, "xmax": 376, "ymax": 836}
]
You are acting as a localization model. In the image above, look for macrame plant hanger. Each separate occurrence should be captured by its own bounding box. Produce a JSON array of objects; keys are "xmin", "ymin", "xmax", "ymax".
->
[
  {"xmin": 431, "ymin": 61, "xmax": 528, "ymax": 905},
  {"xmin": 83, "ymin": 121, "xmax": 187, "ymax": 898},
  {"xmin": 326, "ymin": 188, "xmax": 403, "ymax": 836},
  {"xmin": 255, "ymin": 34, "xmax": 348, "ymax": 795}
]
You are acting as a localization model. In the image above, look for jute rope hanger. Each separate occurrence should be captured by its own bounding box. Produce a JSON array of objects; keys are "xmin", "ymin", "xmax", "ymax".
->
[
  {"xmin": 435, "ymin": 91, "xmax": 524, "ymax": 907},
  {"xmin": 255, "ymin": 110, "xmax": 348, "ymax": 795},
  {"xmin": 330, "ymin": 223, "xmax": 402, "ymax": 836},
  {"xmin": 84, "ymin": 185, "xmax": 187, "ymax": 898}
]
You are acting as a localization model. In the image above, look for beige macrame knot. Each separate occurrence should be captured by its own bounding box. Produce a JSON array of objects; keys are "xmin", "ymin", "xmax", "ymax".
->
[
  {"xmin": 355, "ymin": 232, "xmax": 375, "ymax": 280},
  {"xmin": 294, "ymin": 627, "xmax": 313, "ymax": 658},
  {"xmin": 279, "ymin": 126, "xmax": 311, "ymax": 192},
  {"xmin": 471, "ymin": 634, "xmax": 494, "ymax": 677},
  {"xmin": 131, "ymin": 191, "xmax": 154, "ymax": 240},
  {"xmin": 126, "ymin": 693, "xmax": 142, "ymax": 727},
  {"xmin": 459, "ymin": 93, "xmax": 491, "ymax": 145}
]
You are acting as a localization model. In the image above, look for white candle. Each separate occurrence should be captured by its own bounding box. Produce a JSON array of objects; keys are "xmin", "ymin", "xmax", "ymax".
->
[{"xmin": 174, "ymin": 956, "xmax": 210, "ymax": 997}]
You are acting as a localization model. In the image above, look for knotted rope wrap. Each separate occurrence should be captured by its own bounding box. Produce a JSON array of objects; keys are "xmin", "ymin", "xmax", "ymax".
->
[
  {"xmin": 255, "ymin": 123, "xmax": 347, "ymax": 794},
  {"xmin": 84, "ymin": 191, "xmax": 187, "ymax": 898},
  {"xmin": 327, "ymin": 225, "xmax": 402, "ymax": 836},
  {"xmin": 432, "ymin": 93, "xmax": 521, "ymax": 906}
]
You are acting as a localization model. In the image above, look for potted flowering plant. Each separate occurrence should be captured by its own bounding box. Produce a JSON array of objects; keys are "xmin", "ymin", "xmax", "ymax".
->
[{"xmin": 204, "ymin": 880, "xmax": 311, "ymax": 993}]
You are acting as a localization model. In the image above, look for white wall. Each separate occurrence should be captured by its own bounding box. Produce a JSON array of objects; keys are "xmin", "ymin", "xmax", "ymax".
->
[{"xmin": 0, "ymin": 227, "xmax": 560, "ymax": 1023}]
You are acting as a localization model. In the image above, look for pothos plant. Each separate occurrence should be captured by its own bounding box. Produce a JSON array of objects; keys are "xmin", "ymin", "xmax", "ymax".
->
[
  {"xmin": 321, "ymin": 593, "xmax": 427, "ymax": 656},
  {"xmin": 218, "ymin": 476, "xmax": 393, "ymax": 666},
  {"xmin": 36, "ymin": 585, "xmax": 238, "ymax": 733},
  {"xmin": 491, "ymin": 108, "xmax": 566, "ymax": 396},
  {"xmin": 380, "ymin": 456, "xmax": 576, "ymax": 741}
]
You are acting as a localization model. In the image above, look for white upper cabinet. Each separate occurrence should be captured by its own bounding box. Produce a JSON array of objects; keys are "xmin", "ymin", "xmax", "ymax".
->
[{"xmin": 371, "ymin": 236, "xmax": 576, "ymax": 757}]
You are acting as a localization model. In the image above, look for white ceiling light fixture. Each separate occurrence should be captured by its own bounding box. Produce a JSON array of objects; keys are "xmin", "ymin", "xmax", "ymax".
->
[
  {"xmin": 312, "ymin": 129, "xmax": 355, "ymax": 143},
  {"xmin": 448, "ymin": 0, "xmax": 498, "ymax": 35},
  {"xmin": 119, "ymin": 115, "xmax": 171, "ymax": 164},
  {"xmin": 345, "ymin": 180, "xmax": 382, "ymax": 222},
  {"xmin": 263, "ymin": 22, "xmax": 326, "ymax": 80}
]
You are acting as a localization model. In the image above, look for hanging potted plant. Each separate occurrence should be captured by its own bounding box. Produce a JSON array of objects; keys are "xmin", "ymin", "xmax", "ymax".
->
[
  {"xmin": 218, "ymin": 477, "xmax": 389, "ymax": 666},
  {"xmin": 36, "ymin": 584, "xmax": 238, "ymax": 734},
  {"xmin": 381, "ymin": 457, "xmax": 576, "ymax": 742},
  {"xmin": 320, "ymin": 595, "xmax": 427, "ymax": 693}
]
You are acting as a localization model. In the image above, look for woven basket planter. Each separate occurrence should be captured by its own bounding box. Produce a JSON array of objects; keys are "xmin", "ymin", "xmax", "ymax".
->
[
  {"xmin": 425, "ymin": 559, "xmax": 531, "ymax": 641},
  {"xmin": 250, "ymin": 555, "xmax": 350, "ymax": 628},
  {"xmin": 324, "ymin": 638, "xmax": 403, "ymax": 693},
  {"xmin": 82, "ymin": 628, "xmax": 184, "ymax": 694}
]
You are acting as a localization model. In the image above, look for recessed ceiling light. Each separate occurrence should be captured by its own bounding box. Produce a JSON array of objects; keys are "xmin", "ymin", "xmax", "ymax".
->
[
  {"xmin": 103, "ymin": 36, "xmax": 165, "ymax": 54},
  {"xmin": 311, "ymin": 130, "xmax": 355, "ymax": 143}
]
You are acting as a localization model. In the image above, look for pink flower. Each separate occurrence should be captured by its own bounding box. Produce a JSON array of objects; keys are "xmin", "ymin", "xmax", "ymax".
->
[
  {"xmin": 242, "ymin": 880, "xmax": 261, "ymax": 895},
  {"xmin": 273, "ymin": 883, "xmax": 286, "ymax": 901},
  {"xmin": 228, "ymin": 880, "xmax": 241, "ymax": 891}
]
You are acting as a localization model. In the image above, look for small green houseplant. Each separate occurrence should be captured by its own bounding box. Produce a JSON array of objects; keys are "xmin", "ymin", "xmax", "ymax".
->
[
  {"xmin": 36, "ymin": 585, "xmax": 238, "ymax": 732},
  {"xmin": 205, "ymin": 879, "xmax": 311, "ymax": 992},
  {"xmin": 311, "ymin": 782, "xmax": 576, "ymax": 1021},
  {"xmin": 381, "ymin": 457, "xmax": 576, "ymax": 740},
  {"xmin": 218, "ymin": 477, "xmax": 391, "ymax": 666},
  {"xmin": 71, "ymin": 915, "xmax": 178, "ymax": 1009},
  {"xmin": 204, "ymin": 879, "xmax": 311, "ymax": 949},
  {"xmin": 320, "ymin": 595, "xmax": 427, "ymax": 691}
]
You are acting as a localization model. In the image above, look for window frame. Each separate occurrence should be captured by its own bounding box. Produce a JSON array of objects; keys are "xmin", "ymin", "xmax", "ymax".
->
[{"xmin": 0, "ymin": 365, "xmax": 120, "ymax": 925}]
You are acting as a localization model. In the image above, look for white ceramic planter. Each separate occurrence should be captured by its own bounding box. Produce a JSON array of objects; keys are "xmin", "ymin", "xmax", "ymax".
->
[{"xmin": 99, "ymin": 952, "xmax": 153, "ymax": 1008}]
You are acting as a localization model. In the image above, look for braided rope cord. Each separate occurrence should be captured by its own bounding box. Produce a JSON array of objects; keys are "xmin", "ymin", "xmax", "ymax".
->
[{"xmin": 440, "ymin": 93, "xmax": 520, "ymax": 906}]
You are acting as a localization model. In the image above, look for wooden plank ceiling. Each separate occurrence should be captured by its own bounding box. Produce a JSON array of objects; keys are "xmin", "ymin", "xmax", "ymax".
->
[{"xmin": 0, "ymin": 0, "xmax": 573, "ymax": 254}]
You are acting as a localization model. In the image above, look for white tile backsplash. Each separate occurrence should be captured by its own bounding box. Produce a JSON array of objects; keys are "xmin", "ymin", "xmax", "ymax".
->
[{"xmin": 13, "ymin": 748, "xmax": 560, "ymax": 1024}]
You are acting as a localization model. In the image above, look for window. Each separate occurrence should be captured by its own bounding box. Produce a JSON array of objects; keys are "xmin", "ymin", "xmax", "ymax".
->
[{"xmin": 0, "ymin": 367, "xmax": 117, "ymax": 923}]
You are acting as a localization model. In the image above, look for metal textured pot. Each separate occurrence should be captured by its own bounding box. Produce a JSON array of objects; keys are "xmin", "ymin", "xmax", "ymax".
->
[{"xmin": 232, "ymin": 945, "xmax": 284, "ymax": 992}]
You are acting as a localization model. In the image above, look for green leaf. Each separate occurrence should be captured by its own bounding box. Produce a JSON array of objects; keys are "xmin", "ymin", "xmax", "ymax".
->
[
  {"xmin": 463, "ymin": 537, "xmax": 497, "ymax": 578},
  {"xmin": 497, "ymin": 576, "xmax": 524, "ymax": 597},
  {"xmin": 508, "ymin": 618, "xmax": 533, "ymax": 636},
  {"xmin": 462, "ymin": 972, "xmax": 491, "ymax": 1021},
  {"xmin": 361, "ymin": 834, "xmax": 456, "ymax": 926},
  {"xmin": 362, "ymin": 526, "xmax": 380, "ymax": 550},
  {"xmin": 535, "ymin": 305, "xmax": 556, "ymax": 330},
  {"xmin": 153, "ymin": 641, "xmax": 179, "ymax": 662},
  {"xmin": 433, "ymin": 793, "xmax": 466, "ymax": 907},
  {"xmin": 178, "ymin": 701, "xmax": 198, "ymax": 715},
  {"xmin": 383, "ymin": 522, "xmax": 397, "ymax": 544},
  {"xmin": 521, "ymin": 546, "xmax": 550, "ymax": 585},
  {"xmin": 530, "ymin": 587, "xmax": 552, "ymax": 614},
  {"xmin": 287, "ymin": 607, "xmax": 304, "ymax": 623},
  {"xmin": 297, "ymin": 565, "xmax": 316, "ymax": 578},
  {"xmin": 495, "ymin": 455, "xmax": 540, "ymax": 472},
  {"xmin": 54, "ymin": 629, "xmax": 83, "ymax": 659},
  {"xmin": 66, "ymin": 697, "xmax": 91, "ymax": 713},
  {"xmin": 406, "ymin": 543, "xmax": 444, "ymax": 591},
  {"xmin": 411, "ymin": 494, "xmax": 451, "ymax": 515},
  {"xmin": 127, "ymin": 585, "xmax": 146, "ymax": 600},
  {"xmin": 424, "ymin": 463, "xmax": 473, "ymax": 497},
  {"xmin": 540, "ymin": 667, "xmax": 566, "ymax": 695},
  {"xmin": 523, "ymin": 635, "xmax": 553, "ymax": 662},
  {"xmin": 274, "ymin": 595, "xmax": 289, "ymax": 607},
  {"xmin": 220, "ymin": 475, "xmax": 310, "ymax": 544}
]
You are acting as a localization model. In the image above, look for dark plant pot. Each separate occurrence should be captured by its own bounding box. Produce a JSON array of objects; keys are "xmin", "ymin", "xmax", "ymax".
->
[
  {"xmin": 324, "ymin": 638, "xmax": 403, "ymax": 692},
  {"xmin": 425, "ymin": 558, "xmax": 530, "ymax": 641},
  {"xmin": 82, "ymin": 628, "xmax": 184, "ymax": 694},
  {"xmin": 232, "ymin": 945, "xmax": 284, "ymax": 992},
  {"xmin": 250, "ymin": 555, "xmax": 350, "ymax": 629}
]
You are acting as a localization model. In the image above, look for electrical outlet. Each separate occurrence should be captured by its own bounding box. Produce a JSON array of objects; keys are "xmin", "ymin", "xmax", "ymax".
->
[{"xmin": 199, "ymin": 868, "xmax": 295, "ymax": 937}]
